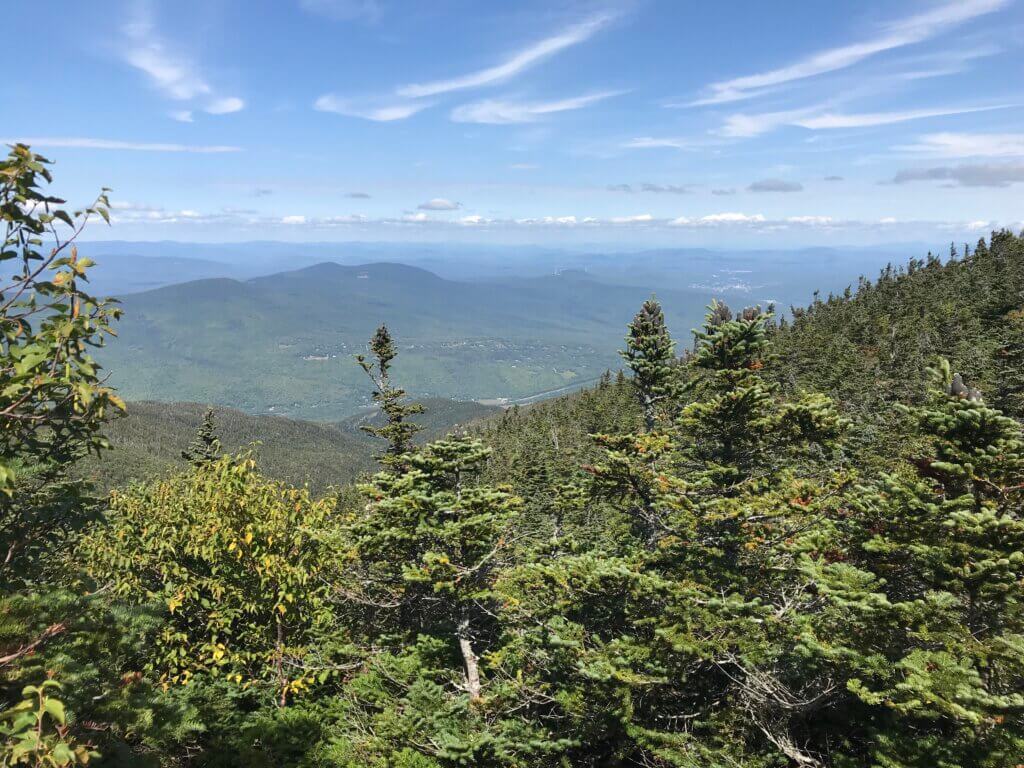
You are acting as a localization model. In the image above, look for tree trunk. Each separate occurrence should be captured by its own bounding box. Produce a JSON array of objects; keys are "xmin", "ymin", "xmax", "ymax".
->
[
  {"xmin": 457, "ymin": 617, "xmax": 482, "ymax": 701},
  {"xmin": 276, "ymin": 614, "xmax": 287, "ymax": 708}
]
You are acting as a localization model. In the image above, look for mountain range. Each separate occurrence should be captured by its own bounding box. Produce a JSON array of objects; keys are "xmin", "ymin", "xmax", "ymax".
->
[{"xmin": 91, "ymin": 241, "xmax": 935, "ymax": 420}]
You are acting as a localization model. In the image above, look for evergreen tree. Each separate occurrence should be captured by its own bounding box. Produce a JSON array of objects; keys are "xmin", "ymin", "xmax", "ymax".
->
[
  {"xmin": 620, "ymin": 297, "xmax": 679, "ymax": 431},
  {"xmin": 357, "ymin": 325, "xmax": 424, "ymax": 468},
  {"xmin": 993, "ymin": 308, "xmax": 1024, "ymax": 419},
  {"xmin": 810, "ymin": 360, "xmax": 1024, "ymax": 766},
  {"xmin": 681, "ymin": 300, "xmax": 846, "ymax": 491},
  {"xmin": 180, "ymin": 407, "xmax": 221, "ymax": 466},
  {"xmin": 351, "ymin": 437, "xmax": 519, "ymax": 700},
  {"xmin": 335, "ymin": 438, "xmax": 544, "ymax": 765}
]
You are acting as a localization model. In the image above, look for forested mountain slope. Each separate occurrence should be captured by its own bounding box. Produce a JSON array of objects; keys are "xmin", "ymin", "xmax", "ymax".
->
[
  {"xmin": 477, "ymin": 233, "xmax": 1024, "ymax": 540},
  {"xmin": 78, "ymin": 397, "xmax": 501, "ymax": 493},
  {"xmin": 100, "ymin": 262, "xmax": 709, "ymax": 419},
  {"xmin": 76, "ymin": 402, "xmax": 375, "ymax": 493},
  {"xmin": 776, "ymin": 232, "xmax": 1024, "ymax": 416}
]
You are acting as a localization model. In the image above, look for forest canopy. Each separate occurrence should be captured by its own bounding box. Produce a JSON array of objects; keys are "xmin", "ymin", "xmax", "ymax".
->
[{"xmin": 2, "ymin": 145, "xmax": 1023, "ymax": 767}]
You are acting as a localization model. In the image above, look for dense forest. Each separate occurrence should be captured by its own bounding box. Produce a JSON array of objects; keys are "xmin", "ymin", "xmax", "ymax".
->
[{"xmin": 2, "ymin": 144, "xmax": 1023, "ymax": 767}]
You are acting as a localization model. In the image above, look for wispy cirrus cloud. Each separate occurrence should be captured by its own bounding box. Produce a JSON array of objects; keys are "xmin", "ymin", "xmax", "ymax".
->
[
  {"xmin": 318, "ymin": 13, "xmax": 617, "ymax": 122},
  {"xmin": 690, "ymin": 0, "xmax": 1008, "ymax": 105},
  {"xmin": 451, "ymin": 91, "xmax": 621, "ymax": 124},
  {"xmin": 2, "ymin": 137, "xmax": 241, "ymax": 153},
  {"xmin": 719, "ymin": 103, "xmax": 1012, "ymax": 138},
  {"xmin": 397, "ymin": 14, "xmax": 614, "ymax": 99},
  {"xmin": 120, "ymin": 2, "xmax": 244, "ymax": 116},
  {"xmin": 313, "ymin": 94, "xmax": 432, "ymax": 121},
  {"xmin": 889, "ymin": 42, "xmax": 1001, "ymax": 81},
  {"xmin": 794, "ymin": 104, "xmax": 1012, "ymax": 130},
  {"xmin": 719, "ymin": 107, "xmax": 816, "ymax": 138},
  {"xmin": 623, "ymin": 136, "xmax": 700, "ymax": 150},
  {"xmin": 896, "ymin": 132, "xmax": 1024, "ymax": 158}
]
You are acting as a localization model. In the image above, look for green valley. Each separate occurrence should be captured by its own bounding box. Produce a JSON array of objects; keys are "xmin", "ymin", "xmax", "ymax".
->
[{"xmin": 99, "ymin": 262, "xmax": 711, "ymax": 419}]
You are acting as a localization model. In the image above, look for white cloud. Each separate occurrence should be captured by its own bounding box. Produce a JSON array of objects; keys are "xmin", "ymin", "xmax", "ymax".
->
[
  {"xmin": 610, "ymin": 213, "xmax": 654, "ymax": 224},
  {"xmin": 3, "ymin": 137, "xmax": 241, "ymax": 153},
  {"xmin": 418, "ymin": 198, "xmax": 461, "ymax": 211},
  {"xmin": 509, "ymin": 162, "xmax": 539, "ymax": 170},
  {"xmin": 122, "ymin": 14, "xmax": 210, "ymax": 100},
  {"xmin": 313, "ymin": 94, "xmax": 431, "ymax": 121},
  {"xmin": 623, "ymin": 136, "xmax": 696, "ymax": 150},
  {"xmin": 120, "ymin": 4, "xmax": 244, "ymax": 115},
  {"xmin": 719, "ymin": 108, "xmax": 815, "ymax": 138},
  {"xmin": 397, "ymin": 14, "xmax": 614, "ymax": 98},
  {"xmin": 698, "ymin": 212, "xmax": 767, "ymax": 224},
  {"xmin": 451, "ymin": 91, "xmax": 620, "ymax": 124},
  {"xmin": 101, "ymin": 204, "xmax": 1020, "ymax": 237},
  {"xmin": 206, "ymin": 96, "xmax": 245, "ymax": 115},
  {"xmin": 897, "ymin": 131, "xmax": 1024, "ymax": 158},
  {"xmin": 169, "ymin": 110, "xmax": 193, "ymax": 122},
  {"xmin": 786, "ymin": 215, "xmax": 834, "ymax": 225},
  {"xmin": 891, "ymin": 43, "xmax": 1001, "ymax": 81},
  {"xmin": 691, "ymin": 0, "xmax": 1008, "ymax": 105},
  {"xmin": 514, "ymin": 215, "xmax": 579, "ymax": 226},
  {"xmin": 720, "ymin": 104, "xmax": 1012, "ymax": 138},
  {"xmin": 795, "ymin": 104, "xmax": 1011, "ymax": 130}
]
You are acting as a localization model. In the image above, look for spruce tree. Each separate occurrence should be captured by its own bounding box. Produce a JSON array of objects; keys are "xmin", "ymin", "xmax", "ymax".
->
[
  {"xmin": 819, "ymin": 360, "xmax": 1024, "ymax": 766},
  {"xmin": 356, "ymin": 325, "xmax": 424, "ymax": 468},
  {"xmin": 180, "ymin": 407, "xmax": 221, "ymax": 466},
  {"xmin": 680, "ymin": 301, "xmax": 844, "ymax": 490},
  {"xmin": 620, "ymin": 297, "xmax": 678, "ymax": 431},
  {"xmin": 335, "ymin": 438, "xmax": 546, "ymax": 765},
  {"xmin": 993, "ymin": 308, "xmax": 1024, "ymax": 419},
  {"xmin": 352, "ymin": 437, "xmax": 519, "ymax": 701}
]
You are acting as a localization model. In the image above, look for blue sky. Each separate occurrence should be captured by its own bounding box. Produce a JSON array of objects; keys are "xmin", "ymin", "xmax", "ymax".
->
[{"xmin": 4, "ymin": 0, "xmax": 1023, "ymax": 246}]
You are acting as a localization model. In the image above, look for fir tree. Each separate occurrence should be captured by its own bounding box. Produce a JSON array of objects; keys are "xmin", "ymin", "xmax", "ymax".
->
[
  {"xmin": 356, "ymin": 325, "xmax": 424, "ymax": 468},
  {"xmin": 352, "ymin": 437, "xmax": 519, "ymax": 700},
  {"xmin": 180, "ymin": 407, "xmax": 221, "ymax": 466},
  {"xmin": 993, "ymin": 308, "xmax": 1024, "ymax": 419},
  {"xmin": 336, "ymin": 438, "xmax": 544, "ymax": 765},
  {"xmin": 815, "ymin": 360, "xmax": 1024, "ymax": 766},
  {"xmin": 680, "ymin": 301, "xmax": 845, "ymax": 490},
  {"xmin": 620, "ymin": 297, "xmax": 679, "ymax": 431}
]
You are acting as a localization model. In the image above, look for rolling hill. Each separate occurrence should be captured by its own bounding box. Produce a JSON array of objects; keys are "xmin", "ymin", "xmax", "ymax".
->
[
  {"xmin": 98, "ymin": 262, "xmax": 711, "ymax": 420},
  {"xmin": 78, "ymin": 397, "xmax": 500, "ymax": 493}
]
